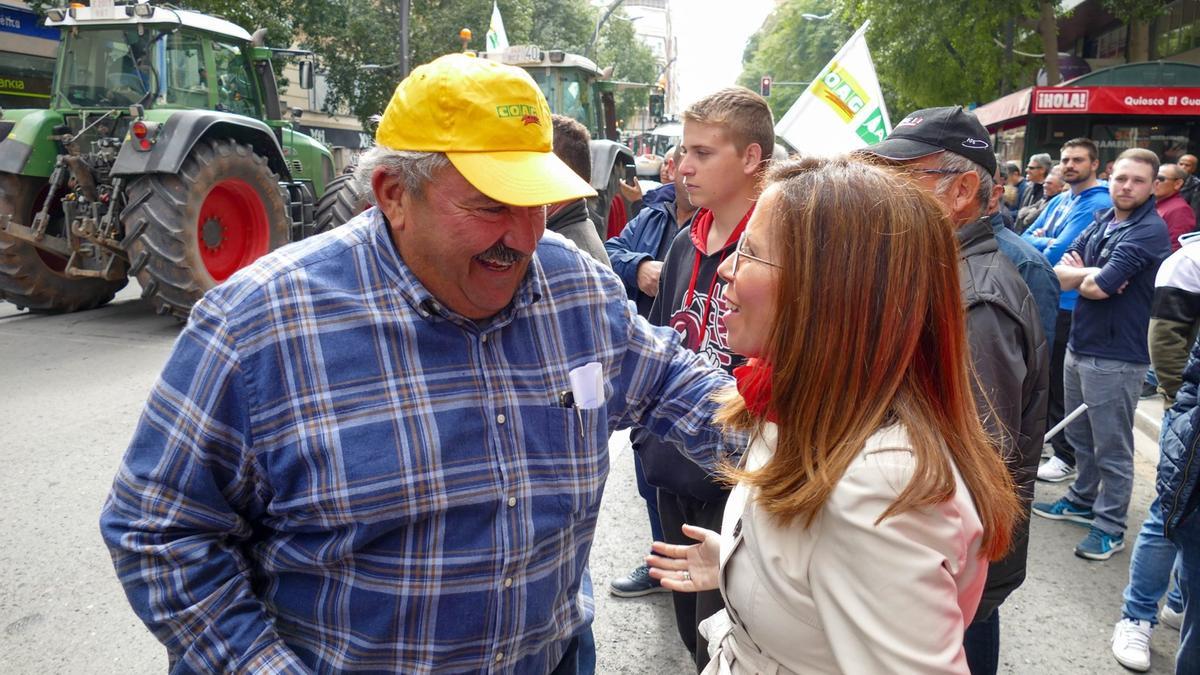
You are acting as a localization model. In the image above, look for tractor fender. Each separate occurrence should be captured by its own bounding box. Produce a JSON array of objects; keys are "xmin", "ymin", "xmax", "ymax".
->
[
  {"xmin": 587, "ymin": 140, "xmax": 635, "ymax": 191},
  {"xmin": 111, "ymin": 110, "xmax": 291, "ymax": 180},
  {"xmin": 0, "ymin": 109, "xmax": 67, "ymax": 177}
]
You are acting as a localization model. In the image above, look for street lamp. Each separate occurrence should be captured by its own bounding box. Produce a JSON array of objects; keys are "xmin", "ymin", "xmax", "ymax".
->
[
  {"xmin": 801, "ymin": 12, "xmax": 832, "ymax": 21},
  {"xmin": 586, "ymin": 0, "xmax": 627, "ymax": 59},
  {"xmin": 358, "ymin": 63, "xmax": 403, "ymax": 72}
]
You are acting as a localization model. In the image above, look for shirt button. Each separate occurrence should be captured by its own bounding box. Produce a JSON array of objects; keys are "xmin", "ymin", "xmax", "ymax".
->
[
  {"xmin": 507, "ymin": 496, "xmax": 517, "ymax": 507},
  {"xmin": 504, "ymin": 577, "xmax": 513, "ymax": 588},
  {"xmin": 480, "ymin": 333, "xmax": 488, "ymax": 343},
  {"xmin": 496, "ymin": 413, "xmax": 506, "ymax": 424},
  {"xmin": 495, "ymin": 652, "xmax": 504, "ymax": 663}
]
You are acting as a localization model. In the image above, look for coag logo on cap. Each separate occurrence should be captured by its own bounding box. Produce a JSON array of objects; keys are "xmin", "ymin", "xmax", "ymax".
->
[
  {"xmin": 494, "ymin": 102, "xmax": 537, "ymax": 118},
  {"xmin": 962, "ymin": 138, "xmax": 989, "ymax": 150},
  {"xmin": 895, "ymin": 116, "xmax": 924, "ymax": 129}
]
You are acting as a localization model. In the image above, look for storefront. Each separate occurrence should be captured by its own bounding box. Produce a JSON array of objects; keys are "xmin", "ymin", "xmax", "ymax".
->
[
  {"xmin": 0, "ymin": 2, "xmax": 57, "ymax": 109},
  {"xmin": 975, "ymin": 62, "xmax": 1200, "ymax": 168}
]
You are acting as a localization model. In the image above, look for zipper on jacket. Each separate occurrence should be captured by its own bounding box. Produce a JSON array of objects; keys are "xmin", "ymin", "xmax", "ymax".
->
[{"xmin": 1167, "ymin": 421, "xmax": 1200, "ymax": 536}]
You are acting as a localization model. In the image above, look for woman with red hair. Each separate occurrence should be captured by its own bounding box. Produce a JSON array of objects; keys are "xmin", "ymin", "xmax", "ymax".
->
[{"xmin": 647, "ymin": 157, "xmax": 1022, "ymax": 673}]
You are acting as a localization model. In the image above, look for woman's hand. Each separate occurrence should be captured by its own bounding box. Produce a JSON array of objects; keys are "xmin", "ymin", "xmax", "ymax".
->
[{"xmin": 646, "ymin": 523, "xmax": 721, "ymax": 592}]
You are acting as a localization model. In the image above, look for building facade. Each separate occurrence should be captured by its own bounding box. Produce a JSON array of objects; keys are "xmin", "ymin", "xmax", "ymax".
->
[{"xmin": 0, "ymin": 1, "xmax": 56, "ymax": 109}]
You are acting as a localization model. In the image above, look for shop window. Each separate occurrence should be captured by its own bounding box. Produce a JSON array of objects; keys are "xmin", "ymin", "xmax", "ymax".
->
[
  {"xmin": 1154, "ymin": 0, "xmax": 1200, "ymax": 59},
  {"xmin": 1096, "ymin": 25, "xmax": 1127, "ymax": 59},
  {"xmin": 1092, "ymin": 123, "xmax": 1191, "ymax": 169}
]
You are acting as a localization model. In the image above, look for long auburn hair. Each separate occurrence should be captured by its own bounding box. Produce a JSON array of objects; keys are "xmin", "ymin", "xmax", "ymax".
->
[{"xmin": 716, "ymin": 157, "xmax": 1020, "ymax": 561}]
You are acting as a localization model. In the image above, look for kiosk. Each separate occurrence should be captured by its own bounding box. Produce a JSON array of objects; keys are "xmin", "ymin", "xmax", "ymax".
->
[{"xmin": 975, "ymin": 61, "xmax": 1200, "ymax": 167}]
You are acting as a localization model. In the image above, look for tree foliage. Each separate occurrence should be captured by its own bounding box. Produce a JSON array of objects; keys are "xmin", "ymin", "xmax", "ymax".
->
[
  {"xmin": 840, "ymin": 0, "xmax": 1043, "ymax": 115},
  {"xmin": 291, "ymin": 0, "xmax": 656, "ymax": 127},
  {"xmin": 735, "ymin": 0, "xmax": 852, "ymax": 121},
  {"xmin": 29, "ymin": 0, "xmax": 658, "ymax": 128}
]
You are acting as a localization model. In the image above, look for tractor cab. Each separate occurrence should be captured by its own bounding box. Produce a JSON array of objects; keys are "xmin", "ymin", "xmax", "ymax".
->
[{"xmin": 48, "ymin": 4, "xmax": 263, "ymax": 116}]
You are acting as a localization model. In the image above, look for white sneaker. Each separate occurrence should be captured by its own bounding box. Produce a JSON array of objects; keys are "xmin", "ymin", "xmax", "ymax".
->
[
  {"xmin": 1161, "ymin": 605, "xmax": 1184, "ymax": 631},
  {"xmin": 1037, "ymin": 456, "xmax": 1077, "ymax": 483},
  {"xmin": 1111, "ymin": 618, "xmax": 1152, "ymax": 672}
]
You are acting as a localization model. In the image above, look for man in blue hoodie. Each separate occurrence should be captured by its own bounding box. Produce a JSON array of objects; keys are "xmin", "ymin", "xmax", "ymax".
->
[
  {"xmin": 1023, "ymin": 138, "xmax": 1113, "ymax": 483},
  {"xmin": 1034, "ymin": 148, "xmax": 1171, "ymax": 562},
  {"xmin": 606, "ymin": 147, "xmax": 696, "ymax": 318}
]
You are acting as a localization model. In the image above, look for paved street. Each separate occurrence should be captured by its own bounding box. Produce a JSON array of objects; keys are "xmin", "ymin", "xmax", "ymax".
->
[{"xmin": 0, "ymin": 286, "xmax": 1184, "ymax": 673}]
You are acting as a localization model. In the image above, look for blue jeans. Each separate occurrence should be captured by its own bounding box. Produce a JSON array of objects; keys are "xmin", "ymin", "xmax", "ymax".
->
[
  {"xmin": 1064, "ymin": 351, "xmax": 1147, "ymax": 537},
  {"xmin": 1173, "ymin": 509, "xmax": 1200, "ymax": 674},
  {"xmin": 1121, "ymin": 495, "xmax": 1185, "ymax": 623}
]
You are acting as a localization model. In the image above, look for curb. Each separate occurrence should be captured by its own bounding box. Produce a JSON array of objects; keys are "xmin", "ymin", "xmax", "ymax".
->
[{"xmin": 1132, "ymin": 397, "xmax": 1165, "ymax": 466}]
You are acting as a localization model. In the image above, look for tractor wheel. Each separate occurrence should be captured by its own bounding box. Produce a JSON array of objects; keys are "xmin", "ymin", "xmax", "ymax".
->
[
  {"xmin": 0, "ymin": 173, "xmax": 127, "ymax": 312},
  {"xmin": 313, "ymin": 174, "xmax": 368, "ymax": 234},
  {"xmin": 122, "ymin": 138, "xmax": 288, "ymax": 318}
]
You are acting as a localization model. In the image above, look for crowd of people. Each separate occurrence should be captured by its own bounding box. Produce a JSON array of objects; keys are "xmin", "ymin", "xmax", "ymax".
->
[{"xmin": 96, "ymin": 52, "xmax": 1200, "ymax": 674}]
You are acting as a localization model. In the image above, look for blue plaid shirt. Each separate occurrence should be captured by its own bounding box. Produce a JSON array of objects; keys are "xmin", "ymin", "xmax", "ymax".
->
[{"xmin": 100, "ymin": 208, "xmax": 735, "ymax": 674}]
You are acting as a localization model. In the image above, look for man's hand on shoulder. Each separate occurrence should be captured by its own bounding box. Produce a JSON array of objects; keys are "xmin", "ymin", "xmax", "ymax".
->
[{"xmin": 637, "ymin": 260, "xmax": 663, "ymax": 297}]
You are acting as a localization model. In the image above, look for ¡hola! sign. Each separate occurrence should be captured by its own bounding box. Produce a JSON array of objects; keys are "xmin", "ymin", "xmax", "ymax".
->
[{"xmin": 1031, "ymin": 86, "xmax": 1200, "ymax": 116}]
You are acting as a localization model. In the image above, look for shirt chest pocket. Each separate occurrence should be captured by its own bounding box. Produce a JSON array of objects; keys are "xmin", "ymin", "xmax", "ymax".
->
[{"xmin": 521, "ymin": 406, "xmax": 608, "ymax": 518}]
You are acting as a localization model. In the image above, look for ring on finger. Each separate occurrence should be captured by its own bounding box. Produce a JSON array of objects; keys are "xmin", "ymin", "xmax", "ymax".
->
[{"xmin": 681, "ymin": 571, "xmax": 691, "ymax": 581}]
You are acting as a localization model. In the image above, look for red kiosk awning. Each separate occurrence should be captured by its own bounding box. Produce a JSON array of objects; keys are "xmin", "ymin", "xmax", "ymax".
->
[
  {"xmin": 976, "ymin": 85, "xmax": 1200, "ymax": 129},
  {"xmin": 974, "ymin": 87, "xmax": 1033, "ymax": 129}
]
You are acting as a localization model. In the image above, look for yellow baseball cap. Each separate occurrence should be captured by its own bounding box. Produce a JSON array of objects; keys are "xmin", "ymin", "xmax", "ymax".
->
[{"xmin": 374, "ymin": 53, "xmax": 597, "ymax": 207}]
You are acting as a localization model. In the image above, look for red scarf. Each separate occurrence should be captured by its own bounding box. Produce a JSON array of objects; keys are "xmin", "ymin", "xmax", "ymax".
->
[{"xmin": 733, "ymin": 358, "xmax": 775, "ymax": 422}]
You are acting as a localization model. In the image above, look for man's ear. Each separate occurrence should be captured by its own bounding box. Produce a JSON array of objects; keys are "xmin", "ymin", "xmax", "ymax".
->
[
  {"xmin": 372, "ymin": 167, "xmax": 408, "ymax": 231},
  {"xmin": 954, "ymin": 170, "xmax": 983, "ymax": 218},
  {"xmin": 742, "ymin": 143, "xmax": 764, "ymax": 175}
]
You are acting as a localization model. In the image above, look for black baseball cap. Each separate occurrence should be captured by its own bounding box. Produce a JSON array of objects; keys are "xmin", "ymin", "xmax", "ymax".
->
[{"xmin": 858, "ymin": 106, "xmax": 997, "ymax": 177}]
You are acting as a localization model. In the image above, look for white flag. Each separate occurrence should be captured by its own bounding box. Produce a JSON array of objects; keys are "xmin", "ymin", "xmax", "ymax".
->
[
  {"xmin": 775, "ymin": 21, "xmax": 891, "ymax": 157},
  {"xmin": 486, "ymin": 1, "xmax": 509, "ymax": 51}
]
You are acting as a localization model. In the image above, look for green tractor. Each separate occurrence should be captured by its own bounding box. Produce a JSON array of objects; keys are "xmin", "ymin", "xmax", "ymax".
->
[{"xmin": 0, "ymin": 0, "xmax": 335, "ymax": 317}]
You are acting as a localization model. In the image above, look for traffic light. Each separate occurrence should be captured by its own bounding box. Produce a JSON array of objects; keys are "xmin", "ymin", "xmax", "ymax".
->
[
  {"xmin": 760, "ymin": 75, "xmax": 772, "ymax": 97},
  {"xmin": 648, "ymin": 91, "xmax": 664, "ymax": 122}
]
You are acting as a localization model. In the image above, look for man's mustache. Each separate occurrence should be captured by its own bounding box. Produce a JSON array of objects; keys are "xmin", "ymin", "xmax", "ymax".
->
[{"xmin": 476, "ymin": 242, "xmax": 527, "ymax": 265}]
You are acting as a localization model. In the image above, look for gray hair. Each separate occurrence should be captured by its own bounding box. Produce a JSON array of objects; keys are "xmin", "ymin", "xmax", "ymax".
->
[
  {"xmin": 1029, "ymin": 153, "xmax": 1053, "ymax": 172},
  {"xmin": 353, "ymin": 146, "xmax": 451, "ymax": 205},
  {"xmin": 933, "ymin": 151, "xmax": 994, "ymax": 219}
]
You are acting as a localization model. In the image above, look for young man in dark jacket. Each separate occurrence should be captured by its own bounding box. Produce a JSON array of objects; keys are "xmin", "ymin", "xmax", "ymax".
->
[
  {"xmin": 604, "ymin": 148, "xmax": 696, "ymax": 598},
  {"xmin": 640, "ymin": 86, "xmax": 772, "ymax": 672},
  {"xmin": 1034, "ymin": 148, "xmax": 1171, "ymax": 562},
  {"xmin": 859, "ymin": 106, "xmax": 1049, "ymax": 675}
]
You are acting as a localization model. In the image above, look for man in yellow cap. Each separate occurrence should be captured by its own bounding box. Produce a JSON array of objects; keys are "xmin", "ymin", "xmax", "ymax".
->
[{"xmin": 100, "ymin": 53, "xmax": 736, "ymax": 674}]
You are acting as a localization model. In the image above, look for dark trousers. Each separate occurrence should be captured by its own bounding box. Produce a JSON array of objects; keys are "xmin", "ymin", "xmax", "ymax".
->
[
  {"xmin": 658, "ymin": 488, "xmax": 728, "ymax": 673},
  {"xmin": 633, "ymin": 451, "xmax": 665, "ymax": 545},
  {"xmin": 964, "ymin": 609, "xmax": 1000, "ymax": 675},
  {"xmin": 1048, "ymin": 309, "xmax": 1077, "ymax": 465}
]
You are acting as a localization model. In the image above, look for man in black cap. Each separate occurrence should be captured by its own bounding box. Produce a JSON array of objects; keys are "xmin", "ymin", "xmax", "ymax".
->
[{"xmin": 856, "ymin": 106, "xmax": 1049, "ymax": 675}]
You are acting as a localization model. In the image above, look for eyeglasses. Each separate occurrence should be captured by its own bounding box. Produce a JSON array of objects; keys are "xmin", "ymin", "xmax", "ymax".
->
[{"xmin": 730, "ymin": 236, "xmax": 781, "ymax": 277}]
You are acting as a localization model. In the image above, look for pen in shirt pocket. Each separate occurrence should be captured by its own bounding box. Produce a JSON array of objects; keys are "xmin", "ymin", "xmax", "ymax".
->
[{"xmin": 557, "ymin": 389, "xmax": 585, "ymax": 441}]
